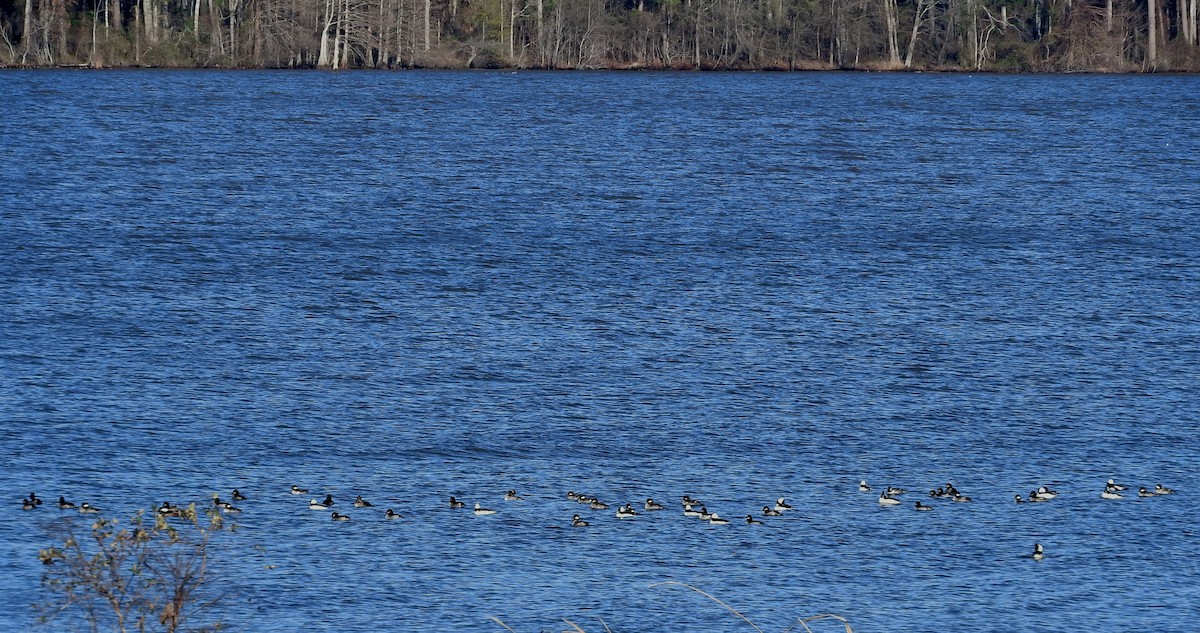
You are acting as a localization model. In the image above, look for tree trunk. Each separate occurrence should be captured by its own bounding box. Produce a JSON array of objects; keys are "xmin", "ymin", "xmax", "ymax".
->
[
  {"xmin": 424, "ymin": 0, "xmax": 430, "ymax": 51},
  {"xmin": 318, "ymin": 0, "xmax": 335, "ymax": 66},
  {"xmin": 111, "ymin": 0, "xmax": 121, "ymax": 30},
  {"xmin": 1147, "ymin": 0, "xmax": 1157, "ymax": 66},
  {"xmin": 22, "ymin": 0, "xmax": 34, "ymax": 62},
  {"xmin": 882, "ymin": 0, "xmax": 900, "ymax": 66}
]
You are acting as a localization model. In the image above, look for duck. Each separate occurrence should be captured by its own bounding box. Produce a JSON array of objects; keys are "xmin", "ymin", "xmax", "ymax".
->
[
  {"xmin": 774, "ymin": 497, "xmax": 792, "ymax": 512},
  {"xmin": 644, "ymin": 498, "xmax": 664, "ymax": 511},
  {"xmin": 353, "ymin": 495, "xmax": 373, "ymax": 508},
  {"xmin": 22, "ymin": 498, "xmax": 36, "ymax": 510},
  {"xmin": 57, "ymin": 496, "xmax": 76, "ymax": 509},
  {"xmin": 212, "ymin": 495, "xmax": 236, "ymax": 511},
  {"xmin": 566, "ymin": 491, "xmax": 579, "ymax": 501},
  {"xmin": 859, "ymin": 480, "xmax": 871, "ymax": 492},
  {"xmin": 589, "ymin": 499, "xmax": 609, "ymax": 510},
  {"xmin": 914, "ymin": 501, "xmax": 934, "ymax": 511},
  {"xmin": 1035, "ymin": 486, "xmax": 1057, "ymax": 500},
  {"xmin": 157, "ymin": 502, "xmax": 181, "ymax": 516},
  {"xmin": 321, "ymin": 494, "xmax": 334, "ymax": 507},
  {"xmin": 615, "ymin": 504, "xmax": 637, "ymax": 519},
  {"xmin": 1028, "ymin": 490, "xmax": 1049, "ymax": 502},
  {"xmin": 473, "ymin": 503, "xmax": 496, "ymax": 516},
  {"xmin": 698, "ymin": 506, "xmax": 713, "ymax": 520},
  {"xmin": 449, "ymin": 496, "xmax": 466, "ymax": 508},
  {"xmin": 232, "ymin": 489, "xmax": 247, "ymax": 501},
  {"xmin": 290, "ymin": 485, "xmax": 308, "ymax": 495},
  {"xmin": 571, "ymin": 514, "xmax": 589, "ymax": 527},
  {"xmin": 1138, "ymin": 487, "xmax": 1156, "ymax": 498},
  {"xmin": 331, "ymin": 512, "xmax": 351, "ymax": 521},
  {"xmin": 952, "ymin": 494, "xmax": 973, "ymax": 503},
  {"xmin": 683, "ymin": 504, "xmax": 702, "ymax": 517},
  {"xmin": 745, "ymin": 514, "xmax": 764, "ymax": 525},
  {"xmin": 886, "ymin": 486, "xmax": 907, "ymax": 496},
  {"xmin": 78, "ymin": 503, "xmax": 101, "ymax": 514},
  {"xmin": 503, "ymin": 489, "xmax": 524, "ymax": 501},
  {"xmin": 1032, "ymin": 543, "xmax": 1044, "ymax": 561},
  {"xmin": 28, "ymin": 492, "xmax": 42, "ymax": 506},
  {"xmin": 1101, "ymin": 489, "xmax": 1123, "ymax": 500},
  {"xmin": 1014, "ymin": 494, "xmax": 1026, "ymax": 503},
  {"xmin": 385, "ymin": 509, "xmax": 402, "ymax": 520},
  {"xmin": 762, "ymin": 505, "xmax": 782, "ymax": 516},
  {"xmin": 879, "ymin": 493, "xmax": 901, "ymax": 506},
  {"xmin": 708, "ymin": 513, "xmax": 730, "ymax": 525},
  {"xmin": 682, "ymin": 495, "xmax": 703, "ymax": 508},
  {"xmin": 1106, "ymin": 478, "xmax": 1128, "ymax": 491},
  {"xmin": 1154, "ymin": 484, "xmax": 1176, "ymax": 495},
  {"xmin": 221, "ymin": 504, "xmax": 242, "ymax": 514},
  {"xmin": 309, "ymin": 498, "xmax": 330, "ymax": 510}
]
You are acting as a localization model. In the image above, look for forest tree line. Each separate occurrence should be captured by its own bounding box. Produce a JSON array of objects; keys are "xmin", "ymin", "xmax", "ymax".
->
[{"xmin": 2, "ymin": 0, "xmax": 1198, "ymax": 70}]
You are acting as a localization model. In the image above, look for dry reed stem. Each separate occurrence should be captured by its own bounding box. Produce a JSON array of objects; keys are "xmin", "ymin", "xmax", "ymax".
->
[
  {"xmin": 797, "ymin": 613, "xmax": 853, "ymax": 633},
  {"xmin": 648, "ymin": 580, "xmax": 765, "ymax": 633},
  {"xmin": 488, "ymin": 616, "xmax": 519, "ymax": 632}
]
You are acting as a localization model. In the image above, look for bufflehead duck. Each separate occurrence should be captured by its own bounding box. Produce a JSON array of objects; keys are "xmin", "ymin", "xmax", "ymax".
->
[
  {"xmin": 859, "ymin": 480, "xmax": 871, "ymax": 492},
  {"xmin": 79, "ymin": 503, "xmax": 101, "ymax": 514},
  {"xmin": 1154, "ymin": 484, "xmax": 1176, "ymax": 495},
  {"xmin": 22, "ymin": 498, "xmax": 36, "ymax": 510},
  {"xmin": 698, "ymin": 507, "xmax": 713, "ymax": 521},
  {"xmin": 473, "ymin": 503, "xmax": 496, "ymax": 515},
  {"xmin": 952, "ymin": 494, "xmax": 973, "ymax": 503},
  {"xmin": 331, "ymin": 512, "xmax": 351, "ymax": 521},
  {"xmin": 1138, "ymin": 487, "xmax": 1156, "ymax": 497},
  {"xmin": 1032, "ymin": 543, "xmax": 1044, "ymax": 561},
  {"xmin": 58, "ymin": 496, "xmax": 76, "ymax": 509},
  {"xmin": 644, "ymin": 498, "xmax": 664, "ymax": 511},
  {"xmin": 774, "ymin": 498, "xmax": 792, "ymax": 512},
  {"xmin": 1014, "ymin": 494, "xmax": 1026, "ymax": 503},
  {"xmin": 290, "ymin": 485, "xmax": 308, "ymax": 495},
  {"xmin": 589, "ymin": 499, "xmax": 609, "ymax": 510},
  {"xmin": 762, "ymin": 505, "xmax": 782, "ymax": 516},
  {"xmin": 683, "ymin": 504, "xmax": 702, "ymax": 517},
  {"xmin": 886, "ymin": 486, "xmax": 907, "ymax": 496},
  {"xmin": 746, "ymin": 514, "xmax": 764, "ymax": 525},
  {"xmin": 309, "ymin": 498, "xmax": 330, "ymax": 510},
  {"xmin": 385, "ymin": 509, "xmax": 402, "ymax": 520},
  {"xmin": 571, "ymin": 514, "xmax": 589, "ymax": 527},
  {"xmin": 504, "ymin": 489, "xmax": 524, "ymax": 501},
  {"xmin": 616, "ymin": 505, "xmax": 637, "ymax": 519},
  {"xmin": 158, "ymin": 502, "xmax": 180, "ymax": 516},
  {"xmin": 682, "ymin": 495, "xmax": 704, "ymax": 508},
  {"xmin": 879, "ymin": 493, "xmax": 901, "ymax": 506},
  {"xmin": 914, "ymin": 501, "xmax": 933, "ymax": 511},
  {"xmin": 1101, "ymin": 489, "xmax": 1123, "ymax": 499},
  {"xmin": 1106, "ymin": 479, "xmax": 1128, "ymax": 491},
  {"xmin": 232, "ymin": 489, "xmax": 247, "ymax": 501},
  {"xmin": 353, "ymin": 495, "xmax": 373, "ymax": 508},
  {"xmin": 1035, "ymin": 486, "xmax": 1057, "ymax": 500},
  {"xmin": 449, "ymin": 496, "xmax": 466, "ymax": 508},
  {"xmin": 566, "ymin": 491, "xmax": 579, "ymax": 501},
  {"xmin": 708, "ymin": 514, "xmax": 730, "ymax": 525},
  {"xmin": 212, "ymin": 495, "xmax": 236, "ymax": 510}
]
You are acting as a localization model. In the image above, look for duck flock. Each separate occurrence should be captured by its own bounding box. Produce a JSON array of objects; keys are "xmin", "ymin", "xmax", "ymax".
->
[{"xmin": 21, "ymin": 476, "xmax": 1177, "ymax": 555}]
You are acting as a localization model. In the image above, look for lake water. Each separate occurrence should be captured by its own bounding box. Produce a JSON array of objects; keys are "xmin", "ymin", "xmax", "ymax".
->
[{"xmin": 2, "ymin": 70, "xmax": 1199, "ymax": 633}]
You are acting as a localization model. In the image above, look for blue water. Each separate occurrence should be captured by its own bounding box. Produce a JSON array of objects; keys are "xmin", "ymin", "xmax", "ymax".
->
[{"xmin": 2, "ymin": 70, "xmax": 1199, "ymax": 633}]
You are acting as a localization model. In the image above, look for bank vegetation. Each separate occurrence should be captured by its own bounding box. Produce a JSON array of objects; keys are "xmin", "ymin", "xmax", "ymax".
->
[{"xmin": 2, "ymin": 0, "xmax": 1198, "ymax": 70}]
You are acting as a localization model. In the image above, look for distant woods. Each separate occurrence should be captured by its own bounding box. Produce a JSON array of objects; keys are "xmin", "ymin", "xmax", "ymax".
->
[{"xmin": 1, "ymin": 0, "xmax": 1198, "ymax": 70}]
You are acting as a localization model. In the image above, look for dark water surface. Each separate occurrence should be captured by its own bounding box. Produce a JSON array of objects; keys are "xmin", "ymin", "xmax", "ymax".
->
[{"xmin": 2, "ymin": 70, "xmax": 1199, "ymax": 632}]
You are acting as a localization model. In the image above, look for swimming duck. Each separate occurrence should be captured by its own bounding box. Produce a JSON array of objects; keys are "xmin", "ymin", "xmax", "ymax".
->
[
  {"xmin": 762, "ymin": 505, "xmax": 782, "ymax": 516},
  {"xmin": 1014, "ymin": 494, "xmax": 1026, "ymax": 503},
  {"xmin": 914, "ymin": 501, "xmax": 934, "ymax": 511},
  {"xmin": 1106, "ymin": 479, "xmax": 1128, "ymax": 491},
  {"xmin": 290, "ymin": 485, "xmax": 308, "ymax": 495},
  {"xmin": 449, "ymin": 496, "xmax": 466, "ymax": 508},
  {"xmin": 28, "ymin": 492, "xmax": 42, "ymax": 506},
  {"xmin": 57, "ymin": 496, "xmax": 76, "ymax": 509},
  {"xmin": 1027, "ymin": 490, "xmax": 1049, "ymax": 502},
  {"xmin": 331, "ymin": 512, "xmax": 351, "ymax": 521},
  {"xmin": 1154, "ymin": 484, "xmax": 1176, "ymax": 495},
  {"xmin": 473, "ymin": 503, "xmax": 496, "ymax": 515},
  {"xmin": 566, "ymin": 491, "xmax": 579, "ymax": 501},
  {"xmin": 683, "ymin": 504, "xmax": 702, "ymax": 517},
  {"xmin": 859, "ymin": 480, "xmax": 871, "ymax": 492},
  {"xmin": 78, "ymin": 503, "xmax": 101, "ymax": 514},
  {"xmin": 952, "ymin": 494, "xmax": 973, "ymax": 503},
  {"xmin": 886, "ymin": 486, "xmax": 907, "ymax": 496},
  {"xmin": 1032, "ymin": 543, "xmax": 1044, "ymax": 561},
  {"xmin": 158, "ymin": 502, "xmax": 180, "ymax": 516},
  {"xmin": 385, "ymin": 509, "xmax": 402, "ymax": 520},
  {"xmin": 644, "ymin": 498, "xmax": 664, "ymax": 511},
  {"xmin": 708, "ymin": 513, "xmax": 730, "ymax": 525},
  {"xmin": 682, "ymin": 495, "xmax": 703, "ymax": 508},
  {"xmin": 774, "ymin": 497, "xmax": 792, "ymax": 512},
  {"xmin": 571, "ymin": 514, "xmax": 589, "ymax": 527},
  {"xmin": 353, "ymin": 495, "xmax": 373, "ymax": 508},
  {"xmin": 503, "ymin": 489, "xmax": 524, "ymax": 501},
  {"xmin": 588, "ymin": 499, "xmax": 609, "ymax": 510},
  {"xmin": 322, "ymin": 494, "xmax": 334, "ymax": 507},
  {"xmin": 879, "ymin": 493, "xmax": 901, "ymax": 506},
  {"xmin": 1035, "ymin": 486, "xmax": 1057, "ymax": 500},
  {"xmin": 616, "ymin": 504, "xmax": 637, "ymax": 519},
  {"xmin": 212, "ymin": 496, "xmax": 236, "ymax": 511},
  {"xmin": 309, "ymin": 498, "xmax": 330, "ymax": 510},
  {"xmin": 1101, "ymin": 489, "xmax": 1123, "ymax": 500},
  {"xmin": 1138, "ymin": 487, "xmax": 1156, "ymax": 497},
  {"xmin": 232, "ymin": 489, "xmax": 247, "ymax": 501},
  {"xmin": 22, "ymin": 498, "xmax": 36, "ymax": 510},
  {"xmin": 745, "ymin": 514, "xmax": 764, "ymax": 525},
  {"xmin": 698, "ymin": 507, "xmax": 713, "ymax": 520}
]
